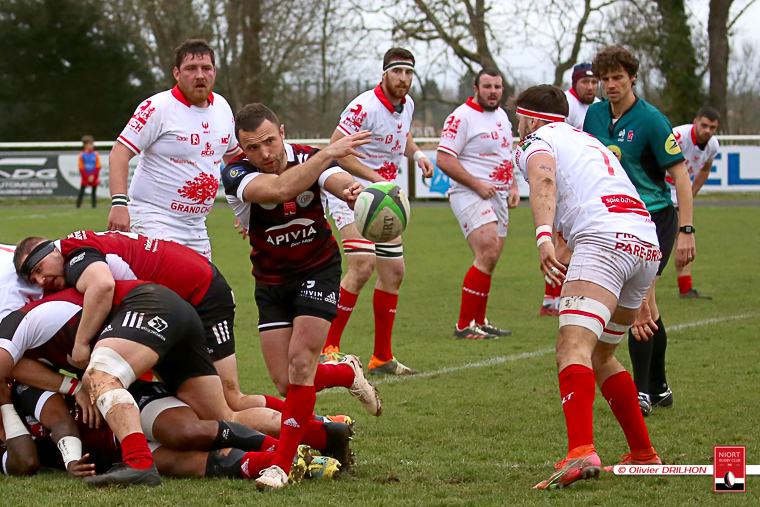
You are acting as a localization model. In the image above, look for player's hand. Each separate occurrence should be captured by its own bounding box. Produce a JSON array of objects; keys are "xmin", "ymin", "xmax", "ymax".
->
[
  {"xmin": 675, "ymin": 232, "xmax": 696, "ymax": 266},
  {"xmin": 71, "ymin": 342, "xmax": 91, "ymax": 370},
  {"xmin": 75, "ymin": 388, "xmax": 102, "ymax": 429},
  {"xmin": 631, "ymin": 299, "xmax": 658, "ymax": 341},
  {"xmin": 324, "ymin": 130, "xmax": 372, "ymax": 160},
  {"xmin": 539, "ymin": 242, "xmax": 566, "ymax": 287},
  {"xmin": 507, "ymin": 186, "xmax": 520, "ymax": 208},
  {"xmin": 418, "ymin": 157, "xmax": 435, "ymax": 178},
  {"xmin": 473, "ymin": 180, "xmax": 497, "ymax": 200},
  {"xmin": 88, "ymin": 176, "xmax": 94, "ymax": 183},
  {"xmin": 233, "ymin": 217, "xmax": 249, "ymax": 240},
  {"xmin": 0, "ymin": 379, "xmax": 12, "ymax": 405},
  {"xmin": 67, "ymin": 453, "xmax": 96, "ymax": 477},
  {"xmin": 343, "ymin": 182, "xmax": 364, "ymax": 210},
  {"xmin": 107, "ymin": 206, "xmax": 130, "ymax": 232}
]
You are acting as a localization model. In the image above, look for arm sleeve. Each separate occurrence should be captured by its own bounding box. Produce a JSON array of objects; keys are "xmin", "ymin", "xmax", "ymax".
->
[
  {"xmin": 225, "ymin": 110, "xmax": 240, "ymax": 154},
  {"xmin": 337, "ymin": 98, "xmax": 370, "ymax": 136},
  {"xmin": 649, "ymin": 114, "xmax": 685, "ymax": 169},
  {"xmin": 437, "ymin": 111, "xmax": 469, "ymax": 157},
  {"xmin": 318, "ymin": 166, "xmax": 348, "ymax": 189},
  {"xmin": 221, "ymin": 161, "xmax": 259, "ymax": 200},
  {"xmin": 62, "ymin": 248, "xmax": 108, "ymax": 287},
  {"xmin": 116, "ymin": 98, "xmax": 163, "ymax": 155}
]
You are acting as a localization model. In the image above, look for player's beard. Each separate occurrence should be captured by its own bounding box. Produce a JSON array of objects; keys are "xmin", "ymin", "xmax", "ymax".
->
[
  {"xmin": 579, "ymin": 94, "xmax": 596, "ymax": 105},
  {"xmin": 388, "ymin": 83, "xmax": 409, "ymax": 101},
  {"xmin": 476, "ymin": 93, "xmax": 500, "ymax": 112}
]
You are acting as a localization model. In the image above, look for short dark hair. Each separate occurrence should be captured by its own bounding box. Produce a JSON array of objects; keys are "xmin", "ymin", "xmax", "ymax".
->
[
  {"xmin": 81, "ymin": 135, "xmax": 94, "ymax": 144},
  {"xmin": 592, "ymin": 45, "xmax": 639, "ymax": 79},
  {"xmin": 514, "ymin": 85, "xmax": 569, "ymax": 118},
  {"xmin": 383, "ymin": 48, "xmax": 415, "ymax": 69},
  {"xmin": 13, "ymin": 236, "xmax": 45, "ymax": 273},
  {"xmin": 175, "ymin": 39, "xmax": 215, "ymax": 69},
  {"xmin": 475, "ymin": 68, "xmax": 503, "ymax": 87},
  {"xmin": 235, "ymin": 103, "xmax": 281, "ymax": 141},
  {"xmin": 696, "ymin": 106, "xmax": 720, "ymax": 122}
]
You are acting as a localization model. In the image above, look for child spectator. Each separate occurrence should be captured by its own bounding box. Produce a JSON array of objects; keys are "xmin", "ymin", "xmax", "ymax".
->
[{"xmin": 77, "ymin": 135, "xmax": 101, "ymax": 208}]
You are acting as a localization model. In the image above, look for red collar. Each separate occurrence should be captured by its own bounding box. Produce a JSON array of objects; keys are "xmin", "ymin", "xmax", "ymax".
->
[
  {"xmin": 171, "ymin": 84, "xmax": 214, "ymax": 107},
  {"xmin": 568, "ymin": 88, "xmax": 580, "ymax": 101},
  {"xmin": 690, "ymin": 125, "xmax": 697, "ymax": 145},
  {"xmin": 465, "ymin": 97, "xmax": 483, "ymax": 112},
  {"xmin": 374, "ymin": 84, "xmax": 405, "ymax": 114}
]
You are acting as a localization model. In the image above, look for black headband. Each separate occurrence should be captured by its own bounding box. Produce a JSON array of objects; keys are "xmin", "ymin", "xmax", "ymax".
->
[
  {"xmin": 18, "ymin": 240, "xmax": 55, "ymax": 282},
  {"xmin": 383, "ymin": 60, "xmax": 415, "ymax": 72}
]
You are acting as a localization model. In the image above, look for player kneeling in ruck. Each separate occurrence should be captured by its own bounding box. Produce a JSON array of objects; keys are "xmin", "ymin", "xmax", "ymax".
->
[{"xmin": 513, "ymin": 85, "xmax": 663, "ymax": 490}]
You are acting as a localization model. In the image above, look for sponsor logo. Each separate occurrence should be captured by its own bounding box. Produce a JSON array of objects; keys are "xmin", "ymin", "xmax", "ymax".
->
[
  {"xmin": 102, "ymin": 324, "xmax": 113, "ymax": 333},
  {"xmin": 343, "ymin": 104, "xmax": 367, "ymax": 132},
  {"xmin": 15, "ymin": 384, "xmax": 28, "ymax": 394},
  {"xmin": 128, "ymin": 118, "xmax": 144, "ymax": 133},
  {"xmin": 391, "ymin": 139, "xmax": 402, "ymax": 152},
  {"xmin": 229, "ymin": 169, "xmax": 239, "ymax": 178},
  {"xmin": 148, "ymin": 316, "xmax": 168, "ymax": 333},
  {"xmin": 377, "ymin": 161, "xmax": 398, "ymax": 181},
  {"xmin": 618, "ymin": 130, "xmax": 626, "ymax": 141},
  {"xmin": 221, "ymin": 135, "xmax": 230, "ymax": 145},
  {"xmin": 212, "ymin": 321, "xmax": 231, "ymax": 344},
  {"xmin": 442, "ymin": 116, "xmax": 460, "ymax": 140},
  {"xmin": 665, "ymin": 133, "xmax": 681, "ymax": 155},
  {"xmin": 131, "ymin": 100, "xmax": 155, "ymax": 126},
  {"xmin": 501, "ymin": 136, "xmax": 510, "ymax": 148},
  {"xmin": 176, "ymin": 135, "xmax": 188, "ymax": 141},
  {"xmin": 122, "ymin": 311, "xmax": 145, "ymax": 328},
  {"xmin": 69, "ymin": 252, "xmax": 86, "ymax": 266},
  {"xmin": 714, "ymin": 446, "xmax": 745, "ymax": 492},
  {"xmin": 374, "ymin": 137, "xmax": 385, "ymax": 142},
  {"xmin": 602, "ymin": 194, "xmax": 650, "ymax": 217},
  {"xmin": 397, "ymin": 123, "xmax": 403, "ymax": 132},
  {"xmin": 284, "ymin": 418, "xmax": 300, "ymax": 428},
  {"xmin": 296, "ymin": 190, "xmax": 314, "ymax": 207},
  {"xmin": 177, "ymin": 172, "xmax": 219, "ymax": 206},
  {"xmin": 191, "ymin": 134, "xmax": 200, "ymax": 145},
  {"xmin": 606, "ymin": 144, "xmax": 622, "ymax": 160},
  {"xmin": 491, "ymin": 131, "xmax": 499, "ymax": 140},
  {"xmin": 385, "ymin": 134, "xmax": 393, "ymax": 144},
  {"xmin": 627, "ymin": 130, "xmax": 635, "ymax": 142},
  {"xmin": 201, "ymin": 142, "xmax": 215, "ymax": 157},
  {"xmin": 201, "ymin": 121, "xmax": 210, "ymax": 132},
  {"xmin": 284, "ymin": 201, "xmax": 296, "ymax": 216},
  {"xmin": 490, "ymin": 160, "xmax": 514, "ymax": 185},
  {"xmin": 306, "ymin": 281, "xmax": 316, "ymax": 289},
  {"xmin": 170, "ymin": 158, "xmax": 198, "ymax": 166},
  {"xmin": 0, "ymin": 168, "xmax": 57, "ymax": 180},
  {"xmin": 265, "ymin": 218, "xmax": 317, "ymax": 246},
  {"xmin": 241, "ymin": 458, "xmax": 250, "ymax": 477},
  {"xmin": 614, "ymin": 237, "xmax": 662, "ymax": 262},
  {"xmin": 562, "ymin": 392, "xmax": 573, "ymax": 404}
]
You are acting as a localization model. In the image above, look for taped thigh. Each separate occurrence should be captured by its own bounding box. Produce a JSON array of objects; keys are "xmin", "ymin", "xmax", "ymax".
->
[
  {"xmin": 599, "ymin": 321, "xmax": 630, "ymax": 344},
  {"xmin": 87, "ymin": 347, "xmax": 137, "ymax": 389},
  {"xmin": 558, "ymin": 296, "xmax": 611, "ymax": 338},
  {"xmin": 342, "ymin": 238, "xmax": 375, "ymax": 256},
  {"xmin": 140, "ymin": 396, "xmax": 189, "ymax": 441},
  {"xmin": 375, "ymin": 242, "xmax": 403, "ymax": 259}
]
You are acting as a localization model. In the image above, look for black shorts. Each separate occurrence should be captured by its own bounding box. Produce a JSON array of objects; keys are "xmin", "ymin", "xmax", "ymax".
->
[
  {"xmin": 11, "ymin": 382, "xmax": 55, "ymax": 425},
  {"xmin": 100, "ymin": 283, "xmax": 217, "ymax": 394},
  {"xmin": 194, "ymin": 264, "xmax": 237, "ymax": 362},
  {"xmin": 651, "ymin": 205, "xmax": 678, "ymax": 276},
  {"xmin": 128, "ymin": 379, "xmax": 175, "ymax": 411},
  {"xmin": 255, "ymin": 261, "xmax": 342, "ymax": 332}
]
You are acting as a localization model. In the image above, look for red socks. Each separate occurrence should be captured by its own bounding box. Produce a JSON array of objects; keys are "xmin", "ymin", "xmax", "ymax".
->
[
  {"xmin": 301, "ymin": 420, "xmax": 328, "ymax": 452},
  {"xmin": 558, "ymin": 364, "xmax": 596, "ymax": 453},
  {"xmin": 458, "ymin": 266, "xmax": 491, "ymax": 329},
  {"xmin": 373, "ymin": 289, "xmax": 397, "ymax": 362},
  {"xmin": 678, "ymin": 275, "xmax": 692, "ymax": 294},
  {"xmin": 325, "ymin": 288, "xmax": 358, "ymax": 349},
  {"xmin": 271, "ymin": 384, "xmax": 315, "ymax": 473},
  {"xmin": 314, "ymin": 363, "xmax": 354, "ymax": 392},
  {"xmin": 121, "ymin": 432, "xmax": 153, "ymax": 470},
  {"xmin": 601, "ymin": 371, "xmax": 652, "ymax": 453},
  {"xmin": 240, "ymin": 451, "xmax": 277, "ymax": 479},
  {"xmin": 263, "ymin": 395, "xmax": 285, "ymax": 413}
]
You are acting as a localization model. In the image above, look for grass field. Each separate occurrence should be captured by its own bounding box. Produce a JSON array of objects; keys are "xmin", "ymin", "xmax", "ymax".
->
[{"xmin": 0, "ymin": 201, "xmax": 758, "ymax": 506}]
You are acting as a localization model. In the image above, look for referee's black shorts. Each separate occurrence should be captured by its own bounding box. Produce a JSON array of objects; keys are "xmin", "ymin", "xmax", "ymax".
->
[
  {"xmin": 194, "ymin": 263, "xmax": 237, "ymax": 362},
  {"xmin": 650, "ymin": 205, "xmax": 678, "ymax": 276}
]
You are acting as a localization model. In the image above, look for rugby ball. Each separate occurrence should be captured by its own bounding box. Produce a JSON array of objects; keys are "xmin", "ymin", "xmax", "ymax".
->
[{"xmin": 354, "ymin": 183, "xmax": 410, "ymax": 243}]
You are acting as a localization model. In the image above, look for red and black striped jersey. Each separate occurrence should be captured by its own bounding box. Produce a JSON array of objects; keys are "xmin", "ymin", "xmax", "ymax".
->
[{"xmin": 222, "ymin": 144, "xmax": 343, "ymax": 285}]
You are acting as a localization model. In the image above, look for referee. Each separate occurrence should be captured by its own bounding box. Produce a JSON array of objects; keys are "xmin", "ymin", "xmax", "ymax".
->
[{"xmin": 584, "ymin": 45, "xmax": 696, "ymax": 416}]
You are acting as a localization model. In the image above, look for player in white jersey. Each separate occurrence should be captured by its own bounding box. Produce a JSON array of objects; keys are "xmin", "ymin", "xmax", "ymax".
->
[
  {"xmin": 107, "ymin": 39, "xmax": 242, "ymax": 259},
  {"xmin": 0, "ymin": 245, "xmax": 43, "ymax": 320},
  {"xmin": 667, "ymin": 107, "xmax": 720, "ymax": 299},
  {"xmin": 436, "ymin": 69, "xmax": 518, "ymax": 339},
  {"xmin": 513, "ymin": 85, "xmax": 662, "ymax": 490},
  {"xmin": 319, "ymin": 48, "xmax": 434, "ymax": 375}
]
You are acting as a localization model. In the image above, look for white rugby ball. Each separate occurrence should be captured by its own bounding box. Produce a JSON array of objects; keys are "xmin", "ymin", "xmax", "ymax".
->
[{"xmin": 353, "ymin": 182, "xmax": 411, "ymax": 243}]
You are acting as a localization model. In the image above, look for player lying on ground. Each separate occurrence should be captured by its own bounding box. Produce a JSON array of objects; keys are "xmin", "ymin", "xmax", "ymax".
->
[
  {"xmin": 0, "ymin": 380, "xmax": 342, "ymax": 482},
  {"xmin": 513, "ymin": 85, "xmax": 662, "ymax": 490},
  {"xmin": 222, "ymin": 103, "xmax": 382, "ymax": 490}
]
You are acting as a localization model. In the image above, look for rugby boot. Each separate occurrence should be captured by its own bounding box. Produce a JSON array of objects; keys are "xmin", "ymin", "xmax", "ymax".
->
[
  {"xmin": 325, "ymin": 414, "xmax": 354, "ymax": 428},
  {"xmin": 478, "ymin": 318, "xmax": 513, "ymax": 337},
  {"xmin": 319, "ymin": 345, "xmax": 344, "ymax": 364},
  {"xmin": 84, "ymin": 462, "xmax": 161, "ymax": 488},
  {"xmin": 255, "ymin": 465, "xmax": 290, "ymax": 491},
  {"xmin": 603, "ymin": 448, "xmax": 662, "ymax": 472},
  {"xmin": 323, "ymin": 419, "xmax": 355, "ymax": 469},
  {"xmin": 288, "ymin": 445, "xmax": 313, "ymax": 484},
  {"xmin": 453, "ymin": 323, "xmax": 497, "ymax": 340},
  {"xmin": 651, "ymin": 388, "xmax": 674, "ymax": 409},
  {"xmin": 340, "ymin": 354, "xmax": 383, "ymax": 416},
  {"xmin": 533, "ymin": 452, "xmax": 602, "ymax": 490},
  {"xmin": 679, "ymin": 288, "xmax": 712, "ymax": 300},
  {"xmin": 368, "ymin": 355, "xmax": 419, "ymax": 376},
  {"xmin": 638, "ymin": 392, "xmax": 652, "ymax": 417},
  {"xmin": 307, "ymin": 455, "xmax": 342, "ymax": 480},
  {"xmin": 539, "ymin": 305, "xmax": 559, "ymax": 317}
]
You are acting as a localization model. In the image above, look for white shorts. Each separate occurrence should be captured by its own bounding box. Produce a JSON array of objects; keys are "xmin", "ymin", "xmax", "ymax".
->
[
  {"xmin": 565, "ymin": 233, "xmax": 660, "ymax": 310},
  {"xmin": 448, "ymin": 188, "xmax": 509, "ymax": 238},
  {"xmin": 321, "ymin": 175, "xmax": 375, "ymax": 230},
  {"xmin": 140, "ymin": 395, "xmax": 189, "ymax": 442},
  {"xmin": 130, "ymin": 207, "xmax": 212, "ymax": 260}
]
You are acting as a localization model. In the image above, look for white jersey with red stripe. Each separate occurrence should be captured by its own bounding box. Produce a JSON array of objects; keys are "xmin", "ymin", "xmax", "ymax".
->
[
  {"xmin": 564, "ymin": 89, "xmax": 600, "ymax": 129},
  {"xmin": 336, "ymin": 84, "xmax": 414, "ymax": 183},
  {"xmin": 0, "ymin": 245, "xmax": 44, "ymax": 321},
  {"xmin": 514, "ymin": 122, "xmax": 658, "ymax": 249},
  {"xmin": 117, "ymin": 85, "xmax": 239, "ymax": 223},
  {"xmin": 437, "ymin": 98, "xmax": 514, "ymax": 192},
  {"xmin": 666, "ymin": 124, "xmax": 719, "ymax": 205}
]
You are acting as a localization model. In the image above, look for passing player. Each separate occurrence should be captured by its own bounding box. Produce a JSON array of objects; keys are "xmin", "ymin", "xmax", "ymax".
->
[
  {"xmin": 1, "ymin": 244, "xmax": 43, "ymax": 320},
  {"xmin": 107, "ymin": 39, "xmax": 242, "ymax": 259},
  {"xmin": 584, "ymin": 45, "xmax": 696, "ymax": 415},
  {"xmin": 319, "ymin": 48, "xmax": 435, "ymax": 374},
  {"xmin": 436, "ymin": 69, "xmax": 518, "ymax": 339},
  {"xmin": 514, "ymin": 85, "xmax": 661, "ymax": 490},
  {"xmin": 222, "ymin": 103, "xmax": 382, "ymax": 490},
  {"xmin": 668, "ymin": 107, "xmax": 720, "ymax": 299}
]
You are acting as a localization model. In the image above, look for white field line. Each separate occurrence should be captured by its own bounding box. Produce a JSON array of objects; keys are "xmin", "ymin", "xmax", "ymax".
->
[{"xmin": 322, "ymin": 312, "xmax": 759, "ymax": 393}]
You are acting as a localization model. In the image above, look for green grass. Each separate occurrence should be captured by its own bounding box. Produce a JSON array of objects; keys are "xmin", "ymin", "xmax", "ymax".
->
[{"xmin": 0, "ymin": 203, "xmax": 759, "ymax": 505}]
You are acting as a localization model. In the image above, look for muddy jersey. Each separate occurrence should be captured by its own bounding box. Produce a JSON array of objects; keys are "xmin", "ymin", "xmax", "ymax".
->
[
  {"xmin": 666, "ymin": 124, "xmax": 719, "ymax": 204},
  {"xmin": 515, "ymin": 122, "xmax": 659, "ymax": 249},
  {"xmin": 1, "ymin": 245, "xmax": 44, "ymax": 320},
  {"xmin": 222, "ymin": 144, "xmax": 344, "ymax": 285},
  {"xmin": 57, "ymin": 230, "xmax": 213, "ymax": 305},
  {"xmin": 117, "ymin": 86, "xmax": 239, "ymax": 222},
  {"xmin": 437, "ymin": 97, "xmax": 514, "ymax": 192},
  {"xmin": 336, "ymin": 84, "xmax": 414, "ymax": 182}
]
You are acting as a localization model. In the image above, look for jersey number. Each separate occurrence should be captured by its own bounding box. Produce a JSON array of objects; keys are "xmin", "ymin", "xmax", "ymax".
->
[{"xmin": 588, "ymin": 145, "xmax": 614, "ymax": 176}]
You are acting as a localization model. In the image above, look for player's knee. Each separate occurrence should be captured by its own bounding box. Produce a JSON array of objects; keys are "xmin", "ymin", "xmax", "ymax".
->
[
  {"xmin": 348, "ymin": 256, "xmax": 376, "ymax": 284},
  {"xmin": 167, "ymin": 419, "xmax": 217, "ymax": 450},
  {"xmin": 378, "ymin": 261, "xmax": 405, "ymax": 288},
  {"xmin": 476, "ymin": 248, "xmax": 500, "ymax": 273},
  {"xmin": 11, "ymin": 452, "xmax": 40, "ymax": 476}
]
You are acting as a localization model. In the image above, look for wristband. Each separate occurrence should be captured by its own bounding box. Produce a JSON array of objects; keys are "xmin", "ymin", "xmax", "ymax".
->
[
  {"xmin": 59, "ymin": 376, "xmax": 81, "ymax": 396},
  {"xmin": 57, "ymin": 436, "xmax": 83, "ymax": 468},
  {"xmin": 111, "ymin": 194, "xmax": 128, "ymax": 208},
  {"xmin": 413, "ymin": 151, "xmax": 427, "ymax": 162},
  {"xmin": 0, "ymin": 404, "xmax": 30, "ymax": 440},
  {"xmin": 536, "ymin": 225, "xmax": 552, "ymax": 247}
]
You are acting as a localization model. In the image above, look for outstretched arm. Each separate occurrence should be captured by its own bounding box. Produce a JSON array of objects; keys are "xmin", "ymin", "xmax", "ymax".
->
[{"xmin": 329, "ymin": 130, "xmax": 385, "ymax": 182}]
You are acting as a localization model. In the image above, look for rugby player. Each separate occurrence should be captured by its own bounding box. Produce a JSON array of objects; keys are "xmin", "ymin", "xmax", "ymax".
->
[
  {"xmin": 0, "ymin": 244, "xmax": 42, "ymax": 320},
  {"xmin": 222, "ymin": 103, "xmax": 382, "ymax": 490},
  {"xmin": 668, "ymin": 107, "xmax": 720, "ymax": 299},
  {"xmin": 584, "ymin": 45, "xmax": 696, "ymax": 415},
  {"xmin": 319, "ymin": 48, "xmax": 435, "ymax": 374},
  {"xmin": 514, "ymin": 85, "xmax": 661, "ymax": 490},
  {"xmin": 107, "ymin": 39, "xmax": 242, "ymax": 260},
  {"xmin": 436, "ymin": 69, "xmax": 518, "ymax": 339}
]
